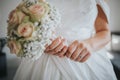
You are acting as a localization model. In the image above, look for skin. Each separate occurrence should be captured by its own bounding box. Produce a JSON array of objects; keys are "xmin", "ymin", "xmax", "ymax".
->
[
  {"xmin": 45, "ymin": 37, "xmax": 68, "ymax": 57},
  {"xmin": 45, "ymin": 3, "xmax": 111, "ymax": 63}
]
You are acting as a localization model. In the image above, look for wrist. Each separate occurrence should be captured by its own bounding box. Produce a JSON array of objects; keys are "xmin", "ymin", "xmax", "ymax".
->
[{"xmin": 83, "ymin": 38, "xmax": 94, "ymax": 52}]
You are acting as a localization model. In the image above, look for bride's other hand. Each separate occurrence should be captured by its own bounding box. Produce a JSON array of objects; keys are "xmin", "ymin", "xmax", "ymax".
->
[
  {"xmin": 65, "ymin": 4, "xmax": 111, "ymax": 62},
  {"xmin": 66, "ymin": 40, "xmax": 91, "ymax": 63},
  {"xmin": 45, "ymin": 37, "xmax": 68, "ymax": 57}
]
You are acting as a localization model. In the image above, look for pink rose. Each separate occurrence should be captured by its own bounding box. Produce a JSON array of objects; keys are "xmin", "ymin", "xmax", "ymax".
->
[
  {"xmin": 17, "ymin": 22, "xmax": 34, "ymax": 38},
  {"xmin": 7, "ymin": 40, "xmax": 21, "ymax": 54},
  {"xmin": 28, "ymin": 4, "xmax": 45, "ymax": 20},
  {"xmin": 8, "ymin": 9, "xmax": 25, "ymax": 24}
]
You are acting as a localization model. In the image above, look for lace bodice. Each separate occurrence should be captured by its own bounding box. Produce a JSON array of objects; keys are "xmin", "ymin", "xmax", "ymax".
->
[{"xmin": 47, "ymin": 0, "xmax": 110, "ymax": 44}]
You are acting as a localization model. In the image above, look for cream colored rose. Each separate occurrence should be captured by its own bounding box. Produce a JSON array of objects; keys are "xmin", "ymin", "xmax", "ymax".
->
[
  {"xmin": 29, "ymin": 4, "xmax": 45, "ymax": 16},
  {"xmin": 7, "ymin": 40, "xmax": 21, "ymax": 54},
  {"xmin": 17, "ymin": 22, "xmax": 34, "ymax": 38},
  {"xmin": 8, "ymin": 9, "xmax": 25, "ymax": 24}
]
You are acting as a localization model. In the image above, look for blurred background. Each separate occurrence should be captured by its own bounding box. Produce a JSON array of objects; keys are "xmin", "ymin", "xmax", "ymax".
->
[{"xmin": 0, "ymin": 0, "xmax": 120, "ymax": 80}]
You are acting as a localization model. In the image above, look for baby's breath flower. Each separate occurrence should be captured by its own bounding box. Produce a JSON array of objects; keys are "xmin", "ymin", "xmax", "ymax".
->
[{"xmin": 7, "ymin": 0, "xmax": 61, "ymax": 61}]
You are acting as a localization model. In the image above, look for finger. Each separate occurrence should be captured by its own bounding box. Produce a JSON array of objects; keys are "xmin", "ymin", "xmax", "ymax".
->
[
  {"xmin": 49, "ymin": 37, "xmax": 61, "ymax": 50},
  {"xmin": 66, "ymin": 40, "xmax": 79, "ymax": 58},
  {"xmin": 45, "ymin": 50, "xmax": 56, "ymax": 55},
  {"xmin": 44, "ymin": 39, "xmax": 54, "ymax": 51},
  {"xmin": 45, "ymin": 39, "xmax": 65, "ymax": 55},
  {"xmin": 75, "ymin": 48, "xmax": 88, "ymax": 62},
  {"xmin": 57, "ymin": 46, "xmax": 68, "ymax": 57},
  {"xmin": 54, "ymin": 39, "xmax": 65, "ymax": 53},
  {"xmin": 46, "ymin": 37, "xmax": 61, "ymax": 51},
  {"xmin": 80, "ymin": 53, "xmax": 91, "ymax": 63},
  {"xmin": 70, "ymin": 45, "xmax": 83, "ymax": 60}
]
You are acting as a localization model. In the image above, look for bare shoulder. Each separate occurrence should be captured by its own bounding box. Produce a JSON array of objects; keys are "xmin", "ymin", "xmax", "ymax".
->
[
  {"xmin": 96, "ymin": 4, "xmax": 108, "ymax": 24},
  {"xmin": 94, "ymin": 4, "xmax": 109, "ymax": 32}
]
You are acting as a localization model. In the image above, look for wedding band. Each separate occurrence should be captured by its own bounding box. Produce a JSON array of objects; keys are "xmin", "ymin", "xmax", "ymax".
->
[{"xmin": 79, "ymin": 55, "xmax": 82, "ymax": 58}]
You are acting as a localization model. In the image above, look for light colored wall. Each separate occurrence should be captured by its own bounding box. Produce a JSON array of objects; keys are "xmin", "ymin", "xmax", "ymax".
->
[
  {"xmin": 0, "ymin": 2, "xmax": 3, "ymax": 37},
  {"xmin": 108, "ymin": 0, "xmax": 120, "ymax": 31},
  {"xmin": 108, "ymin": 0, "xmax": 120, "ymax": 51},
  {"xmin": 0, "ymin": 0, "xmax": 21, "ymax": 37}
]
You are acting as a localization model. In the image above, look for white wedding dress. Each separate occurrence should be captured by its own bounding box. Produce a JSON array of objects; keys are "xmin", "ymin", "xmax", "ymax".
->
[{"xmin": 14, "ymin": 0, "xmax": 117, "ymax": 80}]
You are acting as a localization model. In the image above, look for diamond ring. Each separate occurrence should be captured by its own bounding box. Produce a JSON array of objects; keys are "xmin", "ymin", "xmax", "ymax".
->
[{"xmin": 79, "ymin": 55, "xmax": 82, "ymax": 58}]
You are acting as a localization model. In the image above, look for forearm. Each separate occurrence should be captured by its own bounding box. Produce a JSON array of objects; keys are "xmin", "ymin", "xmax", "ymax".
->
[
  {"xmin": 85, "ymin": 30, "xmax": 111, "ymax": 52},
  {"xmin": 86, "ymin": 4, "xmax": 111, "ymax": 52}
]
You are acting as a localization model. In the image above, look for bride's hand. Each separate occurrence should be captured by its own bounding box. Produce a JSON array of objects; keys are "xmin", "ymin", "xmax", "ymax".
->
[
  {"xmin": 66, "ymin": 40, "xmax": 91, "ymax": 62},
  {"xmin": 45, "ymin": 37, "xmax": 68, "ymax": 57}
]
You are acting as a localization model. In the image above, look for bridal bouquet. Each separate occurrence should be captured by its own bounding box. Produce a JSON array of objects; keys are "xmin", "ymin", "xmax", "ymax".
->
[{"xmin": 7, "ymin": 0, "xmax": 61, "ymax": 60}]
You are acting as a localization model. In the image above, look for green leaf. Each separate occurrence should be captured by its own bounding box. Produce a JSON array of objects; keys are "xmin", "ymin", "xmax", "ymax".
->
[{"xmin": 22, "ymin": 16, "xmax": 30, "ymax": 23}]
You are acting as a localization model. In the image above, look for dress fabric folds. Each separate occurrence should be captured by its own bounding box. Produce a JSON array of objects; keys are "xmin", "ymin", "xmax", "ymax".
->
[{"xmin": 14, "ymin": 0, "xmax": 117, "ymax": 80}]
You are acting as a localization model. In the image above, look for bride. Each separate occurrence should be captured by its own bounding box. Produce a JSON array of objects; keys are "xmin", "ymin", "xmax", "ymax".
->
[{"xmin": 13, "ymin": 0, "xmax": 117, "ymax": 80}]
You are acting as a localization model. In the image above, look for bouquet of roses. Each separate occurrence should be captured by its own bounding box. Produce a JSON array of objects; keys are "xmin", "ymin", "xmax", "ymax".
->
[{"xmin": 7, "ymin": 0, "xmax": 61, "ymax": 60}]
